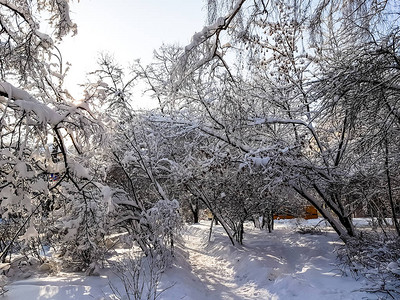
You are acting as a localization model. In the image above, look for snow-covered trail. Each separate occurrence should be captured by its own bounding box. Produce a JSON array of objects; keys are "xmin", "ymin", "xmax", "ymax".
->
[
  {"xmin": 184, "ymin": 231, "xmax": 246, "ymax": 300},
  {"xmin": 173, "ymin": 221, "xmax": 371, "ymax": 300},
  {"xmin": 182, "ymin": 224, "xmax": 276, "ymax": 299}
]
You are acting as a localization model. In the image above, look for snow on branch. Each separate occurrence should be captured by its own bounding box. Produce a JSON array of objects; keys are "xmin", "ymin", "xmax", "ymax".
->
[
  {"xmin": 175, "ymin": 0, "xmax": 247, "ymax": 82},
  {"xmin": 52, "ymin": 0, "xmax": 77, "ymax": 39},
  {"xmin": 247, "ymin": 117, "xmax": 308, "ymax": 127},
  {"xmin": 148, "ymin": 114, "xmax": 251, "ymax": 153},
  {"xmin": 0, "ymin": 0, "xmax": 76, "ymax": 49},
  {"xmin": 184, "ymin": 0, "xmax": 246, "ymax": 53},
  {"xmin": 0, "ymin": 81, "xmax": 62, "ymax": 124},
  {"xmin": 0, "ymin": 0, "xmax": 37, "ymax": 30},
  {"xmin": 247, "ymin": 116, "xmax": 330, "ymax": 169}
]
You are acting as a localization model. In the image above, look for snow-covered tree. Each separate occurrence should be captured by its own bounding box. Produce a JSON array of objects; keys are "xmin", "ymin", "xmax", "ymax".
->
[
  {"xmin": 0, "ymin": 1, "xmax": 111, "ymax": 269},
  {"xmin": 135, "ymin": 0, "xmax": 400, "ymax": 243},
  {"xmin": 0, "ymin": 0, "xmax": 77, "ymax": 82},
  {"xmin": 84, "ymin": 56, "xmax": 183, "ymax": 257}
]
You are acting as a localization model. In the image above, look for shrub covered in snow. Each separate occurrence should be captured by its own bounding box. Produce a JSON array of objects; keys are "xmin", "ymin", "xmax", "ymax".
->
[
  {"xmin": 141, "ymin": 199, "xmax": 182, "ymax": 258},
  {"xmin": 336, "ymin": 232, "xmax": 400, "ymax": 298},
  {"xmin": 51, "ymin": 184, "xmax": 110, "ymax": 273},
  {"xmin": 108, "ymin": 250, "xmax": 171, "ymax": 300}
]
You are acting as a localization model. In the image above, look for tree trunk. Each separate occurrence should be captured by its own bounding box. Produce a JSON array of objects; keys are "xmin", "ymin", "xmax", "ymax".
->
[
  {"xmin": 193, "ymin": 212, "xmax": 199, "ymax": 224},
  {"xmin": 270, "ymin": 211, "xmax": 274, "ymax": 231},
  {"xmin": 266, "ymin": 212, "xmax": 272, "ymax": 233},
  {"xmin": 385, "ymin": 138, "xmax": 400, "ymax": 236},
  {"xmin": 186, "ymin": 184, "xmax": 235, "ymax": 245},
  {"xmin": 208, "ymin": 217, "xmax": 214, "ymax": 242},
  {"xmin": 292, "ymin": 184, "xmax": 351, "ymax": 243},
  {"xmin": 260, "ymin": 214, "xmax": 266, "ymax": 229},
  {"xmin": 189, "ymin": 200, "xmax": 200, "ymax": 224},
  {"xmin": 312, "ymin": 183, "xmax": 356, "ymax": 238},
  {"xmin": 253, "ymin": 215, "xmax": 261, "ymax": 228},
  {"xmin": 235, "ymin": 222, "xmax": 244, "ymax": 244}
]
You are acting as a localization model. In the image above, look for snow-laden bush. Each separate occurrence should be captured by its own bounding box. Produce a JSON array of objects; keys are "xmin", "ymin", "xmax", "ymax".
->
[
  {"xmin": 49, "ymin": 184, "xmax": 110, "ymax": 273},
  {"xmin": 108, "ymin": 250, "xmax": 172, "ymax": 300},
  {"xmin": 140, "ymin": 199, "xmax": 182, "ymax": 259},
  {"xmin": 336, "ymin": 232, "xmax": 400, "ymax": 299}
]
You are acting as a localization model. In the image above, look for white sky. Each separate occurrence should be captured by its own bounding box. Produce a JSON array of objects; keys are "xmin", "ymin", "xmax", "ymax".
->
[{"xmin": 58, "ymin": 0, "xmax": 206, "ymax": 107}]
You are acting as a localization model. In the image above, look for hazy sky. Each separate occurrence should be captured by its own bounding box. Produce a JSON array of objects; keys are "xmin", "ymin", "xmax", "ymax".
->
[{"xmin": 58, "ymin": 0, "xmax": 206, "ymax": 105}]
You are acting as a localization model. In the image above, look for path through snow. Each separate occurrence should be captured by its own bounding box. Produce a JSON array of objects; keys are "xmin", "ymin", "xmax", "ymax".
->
[
  {"xmin": 165, "ymin": 220, "xmax": 371, "ymax": 300},
  {"xmin": 184, "ymin": 227, "xmax": 266, "ymax": 299}
]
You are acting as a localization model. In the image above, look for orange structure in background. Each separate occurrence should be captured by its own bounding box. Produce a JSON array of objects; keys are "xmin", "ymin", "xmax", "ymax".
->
[
  {"xmin": 304, "ymin": 205, "xmax": 319, "ymax": 219},
  {"xmin": 274, "ymin": 205, "xmax": 319, "ymax": 220}
]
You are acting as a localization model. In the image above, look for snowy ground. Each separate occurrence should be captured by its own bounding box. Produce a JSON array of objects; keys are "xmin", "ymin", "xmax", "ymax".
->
[{"xmin": 3, "ymin": 219, "xmax": 374, "ymax": 299}]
